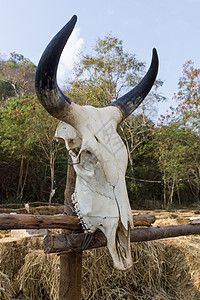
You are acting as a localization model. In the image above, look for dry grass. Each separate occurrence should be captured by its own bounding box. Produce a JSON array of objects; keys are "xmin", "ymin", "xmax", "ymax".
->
[
  {"xmin": 17, "ymin": 250, "xmax": 59, "ymax": 300},
  {"xmin": 13, "ymin": 239, "xmax": 200, "ymax": 299},
  {"xmin": 0, "ymin": 236, "xmax": 42, "ymax": 281},
  {"xmin": 0, "ymin": 271, "xmax": 15, "ymax": 300},
  {"xmin": 0, "ymin": 210, "xmax": 199, "ymax": 299},
  {"xmin": 82, "ymin": 241, "xmax": 167, "ymax": 300},
  {"xmin": 81, "ymin": 239, "xmax": 200, "ymax": 300}
]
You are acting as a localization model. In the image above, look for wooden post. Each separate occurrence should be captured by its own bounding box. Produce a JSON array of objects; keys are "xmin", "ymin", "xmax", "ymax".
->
[{"xmin": 59, "ymin": 156, "xmax": 82, "ymax": 300}]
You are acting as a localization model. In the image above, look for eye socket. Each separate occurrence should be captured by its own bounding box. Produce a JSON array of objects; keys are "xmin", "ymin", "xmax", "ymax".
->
[{"xmin": 85, "ymin": 150, "xmax": 92, "ymax": 155}]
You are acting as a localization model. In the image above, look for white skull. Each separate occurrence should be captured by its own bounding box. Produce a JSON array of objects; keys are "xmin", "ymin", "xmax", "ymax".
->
[
  {"xmin": 55, "ymin": 105, "xmax": 133, "ymax": 270},
  {"xmin": 35, "ymin": 15, "xmax": 158, "ymax": 271}
]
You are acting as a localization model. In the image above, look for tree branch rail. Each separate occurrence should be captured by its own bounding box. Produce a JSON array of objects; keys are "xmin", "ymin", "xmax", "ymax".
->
[
  {"xmin": 44, "ymin": 224, "xmax": 200, "ymax": 254},
  {"xmin": 0, "ymin": 213, "xmax": 155, "ymax": 230}
]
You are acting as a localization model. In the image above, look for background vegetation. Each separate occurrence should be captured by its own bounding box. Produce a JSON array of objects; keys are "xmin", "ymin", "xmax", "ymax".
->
[{"xmin": 0, "ymin": 35, "xmax": 200, "ymax": 209}]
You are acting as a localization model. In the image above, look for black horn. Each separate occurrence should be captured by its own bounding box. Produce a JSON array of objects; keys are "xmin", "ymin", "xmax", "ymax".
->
[
  {"xmin": 35, "ymin": 15, "xmax": 77, "ymax": 118},
  {"xmin": 110, "ymin": 48, "xmax": 158, "ymax": 119}
]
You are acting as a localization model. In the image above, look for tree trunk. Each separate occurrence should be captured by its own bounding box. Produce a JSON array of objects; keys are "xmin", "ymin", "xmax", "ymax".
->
[
  {"xmin": 176, "ymin": 181, "xmax": 181, "ymax": 206},
  {"xmin": 17, "ymin": 157, "xmax": 29, "ymax": 202},
  {"xmin": 169, "ymin": 175, "xmax": 175, "ymax": 205},
  {"xmin": 163, "ymin": 175, "xmax": 167, "ymax": 208},
  {"xmin": 17, "ymin": 157, "xmax": 24, "ymax": 200},
  {"xmin": 48, "ymin": 148, "xmax": 55, "ymax": 205}
]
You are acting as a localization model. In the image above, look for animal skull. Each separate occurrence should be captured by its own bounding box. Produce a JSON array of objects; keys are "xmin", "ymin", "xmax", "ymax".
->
[{"xmin": 35, "ymin": 15, "xmax": 158, "ymax": 270}]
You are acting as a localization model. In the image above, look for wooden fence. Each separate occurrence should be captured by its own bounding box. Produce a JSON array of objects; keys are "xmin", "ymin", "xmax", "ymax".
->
[{"xmin": 0, "ymin": 160, "xmax": 200, "ymax": 299}]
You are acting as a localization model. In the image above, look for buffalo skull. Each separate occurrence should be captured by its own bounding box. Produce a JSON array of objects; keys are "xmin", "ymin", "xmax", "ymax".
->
[{"xmin": 35, "ymin": 15, "xmax": 158, "ymax": 270}]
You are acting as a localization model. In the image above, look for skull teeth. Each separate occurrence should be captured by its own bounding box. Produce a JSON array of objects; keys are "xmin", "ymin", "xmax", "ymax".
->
[
  {"xmin": 77, "ymin": 217, "xmax": 89, "ymax": 230},
  {"xmin": 71, "ymin": 193, "xmax": 77, "ymax": 204},
  {"xmin": 74, "ymin": 203, "xmax": 79, "ymax": 210},
  {"xmin": 71, "ymin": 193, "xmax": 90, "ymax": 231}
]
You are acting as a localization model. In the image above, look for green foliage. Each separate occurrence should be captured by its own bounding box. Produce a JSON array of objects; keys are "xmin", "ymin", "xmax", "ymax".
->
[
  {"xmin": 0, "ymin": 79, "xmax": 15, "ymax": 101},
  {"xmin": 0, "ymin": 95, "xmax": 68, "ymax": 202},
  {"xmin": 1, "ymin": 38, "xmax": 200, "ymax": 208},
  {"xmin": 69, "ymin": 34, "xmax": 164, "ymax": 107},
  {"xmin": 126, "ymin": 123, "xmax": 163, "ymax": 208},
  {"xmin": 66, "ymin": 33, "xmax": 166, "ymax": 208},
  {"xmin": 153, "ymin": 123, "xmax": 200, "ymax": 206},
  {"xmin": 175, "ymin": 61, "xmax": 200, "ymax": 131},
  {"xmin": 0, "ymin": 95, "xmax": 55, "ymax": 158},
  {"xmin": 0, "ymin": 52, "xmax": 36, "ymax": 100},
  {"xmin": 155, "ymin": 60, "xmax": 200, "ymax": 206}
]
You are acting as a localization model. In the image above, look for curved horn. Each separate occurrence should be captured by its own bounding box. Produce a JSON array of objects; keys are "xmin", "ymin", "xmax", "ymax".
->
[
  {"xmin": 35, "ymin": 15, "xmax": 77, "ymax": 118},
  {"xmin": 110, "ymin": 48, "xmax": 158, "ymax": 119}
]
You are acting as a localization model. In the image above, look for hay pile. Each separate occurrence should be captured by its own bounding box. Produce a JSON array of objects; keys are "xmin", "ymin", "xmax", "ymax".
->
[
  {"xmin": 0, "ymin": 236, "xmax": 43, "ymax": 299},
  {"xmin": 0, "ymin": 236, "xmax": 42, "ymax": 281},
  {"xmin": 0, "ymin": 235, "xmax": 200, "ymax": 299},
  {"xmin": 17, "ymin": 250, "xmax": 59, "ymax": 300},
  {"xmin": 81, "ymin": 240, "xmax": 200, "ymax": 299},
  {"xmin": 0, "ymin": 208, "xmax": 200, "ymax": 300},
  {"xmin": 0, "ymin": 271, "xmax": 14, "ymax": 300}
]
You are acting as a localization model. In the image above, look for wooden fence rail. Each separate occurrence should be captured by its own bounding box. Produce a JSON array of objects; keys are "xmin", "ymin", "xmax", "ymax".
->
[
  {"xmin": 43, "ymin": 223, "xmax": 200, "ymax": 254},
  {"xmin": 0, "ymin": 213, "xmax": 156, "ymax": 230}
]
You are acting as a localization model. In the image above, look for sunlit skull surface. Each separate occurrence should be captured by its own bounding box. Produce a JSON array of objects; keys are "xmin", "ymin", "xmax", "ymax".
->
[
  {"xmin": 35, "ymin": 15, "xmax": 158, "ymax": 270},
  {"xmin": 54, "ymin": 105, "xmax": 133, "ymax": 270}
]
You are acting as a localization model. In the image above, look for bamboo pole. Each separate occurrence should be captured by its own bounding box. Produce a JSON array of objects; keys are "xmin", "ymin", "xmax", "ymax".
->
[{"xmin": 0, "ymin": 213, "xmax": 155, "ymax": 230}]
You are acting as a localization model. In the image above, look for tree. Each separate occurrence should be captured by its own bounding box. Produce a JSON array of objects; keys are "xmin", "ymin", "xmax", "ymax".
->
[
  {"xmin": 154, "ymin": 60, "xmax": 200, "ymax": 207},
  {"xmin": 67, "ymin": 34, "xmax": 164, "ymax": 185},
  {"xmin": 69, "ymin": 34, "xmax": 164, "ymax": 108},
  {"xmin": 0, "ymin": 79, "xmax": 15, "ymax": 101},
  {"xmin": 124, "ymin": 119, "xmax": 162, "ymax": 208},
  {"xmin": 174, "ymin": 60, "xmax": 200, "ymax": 131},
  {"xmin": 0, "ymin": 52, "xmax": 36, "ymax": 99},
  {"xmin": 0, "ymin": 95, "xmax": 61, "ymax": 202},
  {"xmin": 153, "ymin": 123, "xmax": 200, "ymax": 207},
  {"xmin": 119, "ymin": 114, "xmax": 154, "ymax": 181}
]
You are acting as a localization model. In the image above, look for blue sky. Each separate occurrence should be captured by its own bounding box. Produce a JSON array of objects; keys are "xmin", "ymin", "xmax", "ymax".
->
[{"xmin": 1, "ymin": 0, "xmax": 200, "ymax": 117}]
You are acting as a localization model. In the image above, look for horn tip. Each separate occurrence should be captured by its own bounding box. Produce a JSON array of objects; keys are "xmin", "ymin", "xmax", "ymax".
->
[
  {"xmin": 152, "ymin": 48, "xmax": 159, "ymax": 69},
  {"xmin": 72, "ymin": 15, "xmax": 78, "ymax": 23},
  {"xmin": 152, "ymin": 48, "xmax": 158, "ymax": 57}
]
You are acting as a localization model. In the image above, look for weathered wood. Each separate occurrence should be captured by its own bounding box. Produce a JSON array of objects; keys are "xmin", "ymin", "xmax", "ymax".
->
[
  {"xmin": 0, "ymin": 214, "xmax": 82, "ymax": 231},
  {"xmin": 0, "ymin": 213, "xmax": 155, "ymax": 230},
  {"xmin": 59, "ymin": 156, "xmax": 82, "ymax": 300},
  {"xmin": 43, "ymin": 224, "xmax": 200, "ymax": 254},
  {"xmin": 63, "ymin": 156, "xmax": 77, "ymax": 215},
  {"xmin": 59, "ymin": 252, "xmax": 82, "ymax": 299},
  {"xmin": 132, "ymin": 213, "xmax": 155, "ymax": 226}
]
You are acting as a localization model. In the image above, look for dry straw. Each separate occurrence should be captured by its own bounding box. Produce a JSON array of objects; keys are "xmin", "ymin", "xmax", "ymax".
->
[
  {"xmin": 17, "ymin": 250, "xmax": 59, "ymax": 300},
  {"xmin": 0, "ymin": 226, "xmax": 200, "ymax": 299},
  {"xmin": 0, "ymin": 271, "xmax": 14, "ymax": 300},
  {"xmin": 0, "ymin": 237, "xmax": 199, "ymax": 299}
]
